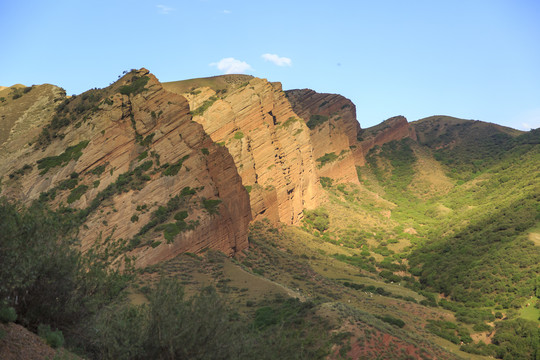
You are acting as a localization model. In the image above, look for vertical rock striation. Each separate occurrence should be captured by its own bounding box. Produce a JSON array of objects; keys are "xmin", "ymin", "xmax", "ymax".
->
[
  {"xmin": 164, "ymin": 76, "xmax": 321, "ymax": 225},
  {"xmin": 356, "ymin": 116, "xmax": 417, "ymax": 165},
  {"xmin": 0, "ymin": 69, "xmax": 251, "ymax": 267},
  {"xmin": 285, "ymin": 89, "xmax": 361, "ymax": 183}
]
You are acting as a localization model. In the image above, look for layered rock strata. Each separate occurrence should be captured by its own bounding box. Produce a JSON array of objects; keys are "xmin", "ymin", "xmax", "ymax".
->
[
  {"xmin": 286, "ymin": 89, "xmax": 361, "ymax": 183},
  {"xmin": 0, "ymin": 69, "xmax": 251, "ymax": 267},
  {"xmin": 356, "ymin": 116, "xmax": 417, "ymax": 165},
  {"xmin": 164, "ymin": 77, "xmax": 321, "ymax": 225}
]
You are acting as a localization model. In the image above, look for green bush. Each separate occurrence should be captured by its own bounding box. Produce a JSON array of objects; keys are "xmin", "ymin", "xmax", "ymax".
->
[
  {"xmin": 37, "ymin": 141, "xmax": 89, "ymax": 174},
  {"xmin": 319, "ymin": 177, "xmax": 333, "ymax": 188},
  {"xmin": 180, "ymin": 186, "xmax": 197, "ymax": 197},
  {"xmin": 379, "ymin": 315, "xmax": 405, "ymax": 328},
  {"xmin": 67, "ymin": 185, "xmax": 89, "ymax": 204},
  {"xmin": 316, "ymin": 153, "xmax": 338, "ymax": 168},
  {"xmin": 162, "ymin": 155, "xmax": 189, "ymax": 176},
  {"xmin": 303, "ymin": 208, "xmax": 329, "ymax": 232},
  {"xmin": 190, "ymin": 96, "xmax": 217, "ymax": 116},
  {"xmin": 118, "ymin": 76, "xmax": 149, "ymax": 96},
  {"xmin": 203, "ymin": 199, "xmax": 222, "ymax": 215},
  {"xmin": 38, "ymin": 324, "xmax": 65, "ymax": 348},
  {"xmin": 306, "ymin": 114, "xmax": 329, "ymax": 129},
  {"xmin": 174, "ymin": 211, "xmax": 188, "ymax": 221},
  {"xmin": 0, "ymin": 305, "xmax": 17, "ymax": 323}
]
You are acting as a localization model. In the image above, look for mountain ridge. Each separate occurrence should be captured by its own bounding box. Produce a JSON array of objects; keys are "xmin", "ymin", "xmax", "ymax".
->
[{"xmin": 1, "ymin": 69, "xmax": 538, "ymax": 360}]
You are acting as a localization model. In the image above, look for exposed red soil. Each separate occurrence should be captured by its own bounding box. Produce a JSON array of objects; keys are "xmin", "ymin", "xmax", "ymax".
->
[{"xmin": 0, "ymin": 323, "xmax": 57, "ymax": 360}]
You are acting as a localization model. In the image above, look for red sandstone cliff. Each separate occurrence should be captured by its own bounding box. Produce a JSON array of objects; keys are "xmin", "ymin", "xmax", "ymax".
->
[
  {"xmin": 356, "ymin": 115, "xmax": 417, "ymax": 165},
  {"xmin": 285, "ymin": 89, "xmax": 361, "ymax": 183},
  {"xmin": 163, "ymin": 76, "xmax": 321, "ymax": 225},
  {"xmin": 0, "ymin": 69, "xmax": 251, "ymax": 267}
]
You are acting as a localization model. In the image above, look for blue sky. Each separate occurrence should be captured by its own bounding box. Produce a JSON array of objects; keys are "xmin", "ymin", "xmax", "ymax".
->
[{"xmin": 1, "ymin": 1, "xmax": 539, "ymax": 130}]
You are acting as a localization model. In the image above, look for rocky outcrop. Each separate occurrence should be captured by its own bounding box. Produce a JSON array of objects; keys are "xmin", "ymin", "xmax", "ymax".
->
[
  {"xmin": 0, "ymin": 69, "xmax": 251, "ymax": 267},
  {"xmin": 356, "ymin": 116, "xmax": 417, "ymax": 165},
  {"xmin": 0, "ymin": 84, "xmax": 66, "ymax": 157},
  {"xmin": 164, "ymin": 76, "xmax": 321, "ymax": 225},
  {"xmin": 286, "ymin": 89, "xmax": 361, "ymax": 183}
]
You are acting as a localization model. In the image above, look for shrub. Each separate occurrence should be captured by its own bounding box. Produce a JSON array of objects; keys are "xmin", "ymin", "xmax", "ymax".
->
[
  {"xmin": 67, "ymin": 185, "xmax": 89, "ymax": 204},
  {"xmin": 140, "ymin": 133, "xmax": 155, "ymax": 147},
  {"xmin": 190, "ymin": 96, "xmax": 217, "ymax": 116},
  {"xmin": 0, "ymin": 306, "xmax": 17, "ymax": 323},
  {"xmin": 234, "ymin": 131, "xmax": 244, "ymax": 140},
  {"xmin": 316, "ymin": 152, "xmax": 339, "ymax": 168},
  {"xmin": 306, "ymin": 114, "xmax": 329, "ymax": 129},
  {"xmin": 320, "ymin": 177, "xmax": 333, "ymax": 188},
  {"xmin": 303, "ymin": 208, "xmax": 329, "ymax": 232},
  {"xmin": 162, "ymin": 155, "xmax": 189, "ymax": 177},
  {"xmin": 137, "ymin": 151, "xmax": 148, "ymax": 161},
  {"xmin": 380, "ymin": 315, "xmax": 405, "ymax": 328},
  {"xmin": 91, "ymin": 164, "xmax": 107, "ymax": 176},
  {"xmin": 118, "ymin": 76, "xmax": 149, "ymax": 96},
  {"xmin": 37, "ymin": 141, "xmax": 89, "ymax": 175},
  {"xmin": 174, "ymin": 211, "xmax": 188, "ymax": 221},
  {"xmin": 180, "ymin": 186, "xmax": 197, "ymax": 197},
  {"xmin": 38, "ymin": 324, "xmax": 65, "ymax": 348},
  {"xmin": 279, "ymin": 117, "xmax": 298, "ymax": 128},
  {"xmin": 203, "ymin": 199, "xmax": 222, "ymax": 215}
]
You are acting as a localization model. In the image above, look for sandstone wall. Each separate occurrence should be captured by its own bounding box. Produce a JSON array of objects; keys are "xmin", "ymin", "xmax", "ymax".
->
[
  {"xmin": 286, "ymin": 89, "xmax": 361, "ymax": 184},
  {"xmin": 356, "ymin": 116, "xmax": 417, "ymax": 165},
  {"xmin": 164, "ymin": 77, "xmax": 321, "ymax": 225},
  {"xmin": 0, "ymin": 69, "xmax": 251, "ymax": 267}
]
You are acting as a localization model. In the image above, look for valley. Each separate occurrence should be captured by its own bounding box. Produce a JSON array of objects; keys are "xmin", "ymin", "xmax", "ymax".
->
[{"xmin": 0, "ymin": 69, "xmax": 538, "ymax": 359}]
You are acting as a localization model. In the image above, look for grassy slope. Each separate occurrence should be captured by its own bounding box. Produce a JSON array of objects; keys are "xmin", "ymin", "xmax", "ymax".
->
[
  {"xmin": 351, "ymin": 121, "xmax": 539, "ymax": 358},
  {"xmin": 129, "ymin": 221, "xmax": 463, "ymax": 359},
  {"xmin": 162, "ymin": 74, "xmax": 254, "ymax": 94}
]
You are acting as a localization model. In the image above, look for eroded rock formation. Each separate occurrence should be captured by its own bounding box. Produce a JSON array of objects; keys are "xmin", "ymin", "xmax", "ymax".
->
[
  {"xmin": 0, "ymin": 69, "xmax": 251, "ymax": 267},
  {"xmin": 164, "ymin": 76, "xmax": 321, "ymax": 225},
  {"xmin": 356, "ymin": 115, "xmax": 417, "ymax": 165},
  {"xmin": 286, "ymin": 89, "xmax": 361, "ymax": 183}
]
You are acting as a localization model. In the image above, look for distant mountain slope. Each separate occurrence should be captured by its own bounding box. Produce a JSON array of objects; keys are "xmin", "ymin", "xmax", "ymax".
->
[
  {"xmin": 412, "ymin": 115, "xmax": 525, "ymax": 180},
  {"xmin": 2, "ymin": 69, "xmax": 538, "ymax": 359}
]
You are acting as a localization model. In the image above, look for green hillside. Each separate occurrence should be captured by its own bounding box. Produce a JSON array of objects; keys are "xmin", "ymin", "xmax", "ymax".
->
[
  {"xmin": 355, "ymin": 123, "xmax": 540, "ymax": 359},
  {"xmin": 1, "ymin": 84, "xmax": 538, "ymax": 360}
]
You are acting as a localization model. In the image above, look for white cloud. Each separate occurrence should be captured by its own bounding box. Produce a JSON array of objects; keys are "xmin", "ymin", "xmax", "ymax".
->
[
  {"xmin": 261, "ymin": 53, "xmax": 292, "ymax": 67},
  {"xmin": 516, "ymin": 108, "xmax": 540, "ymax": 130},
  {"xmin": 157, "ymin": 5, "xmax": 174, "ymax": 14},
  {"xmin": 222, "ymin": 10, "xmax": 231, "ymax": 14},
  {"xmin": 210, "ymin": 58, "xmax": 253, "ymax": 74}
]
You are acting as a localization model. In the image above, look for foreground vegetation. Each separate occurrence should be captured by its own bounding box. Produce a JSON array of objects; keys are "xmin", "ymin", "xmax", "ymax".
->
[
  {"xmin": 355, "ymin": 127, "xmax": 540, "ymax": 360},
  {"xmin": 0, "ymin": 200, "xmax": 335, "ymax": 359}
]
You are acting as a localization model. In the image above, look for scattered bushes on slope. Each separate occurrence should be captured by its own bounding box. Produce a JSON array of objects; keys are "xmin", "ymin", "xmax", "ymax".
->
[
  {"xmin": 303, "ymin": 207, "xmax": 329, "ymax": 233},
  {"xmin": 91, "ymin": 278, "xmax": 331, "ymax": 360}
]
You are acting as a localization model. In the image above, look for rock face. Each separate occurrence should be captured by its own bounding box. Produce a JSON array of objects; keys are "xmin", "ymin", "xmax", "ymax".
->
[
  {"xmin": 356, "ymin": 116, "xmax": 417, "ymax": 165},
  {"xmin": 0, "ymin": 69, "xmax": 251, "ymax": 267},
  {"xmin": 0, "ymin": 84, "xmax": 66, "ymax": 159},
  {"xmin": 163, "ymin": 77, "xmax": 321, "ymax": 225},
  {"xmin": 286, "ymin": 89, "xmax": 361, "ymax": 183},
  {"xmin": 0, "ymin": 69, "xmax": 422, "ymax": 268}
]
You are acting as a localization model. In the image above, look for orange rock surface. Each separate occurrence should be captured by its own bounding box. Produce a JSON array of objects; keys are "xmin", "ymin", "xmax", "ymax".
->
[
  {"xmin": 286, "ymin": 89, "xmax": 361, "ymax": 184},
  {"xmin": 164, "ymin": 76, "xmax": 321, "ymax": 225},
  {"xmin": 0, "ymin": 69, "xmax": 251, "ymax": 267}
]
